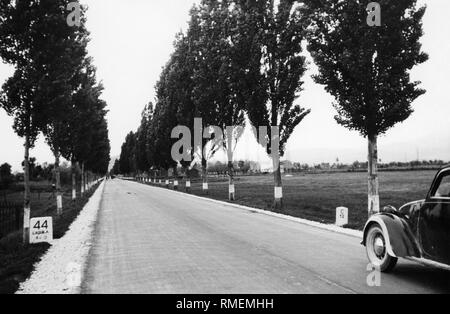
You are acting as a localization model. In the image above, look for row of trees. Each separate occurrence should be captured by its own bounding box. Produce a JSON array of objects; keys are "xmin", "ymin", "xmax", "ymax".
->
[
  {"xmin": 0, "ymin": 1, "xmax": 110, "ymax": 243},
  {"xmin": 118, "ymin": 0, "xmax": 311, "ymax": 207},
  {"xmin": 118, "ymin": 0, "xmax": 428, "ymax": 215},
  {"xmin": 208, "ymin": 161, "xmax": 254, "ymax": 176},
  {"xmin": 1, "ymin": 159, "xmax": 93, "ymax": 192}
]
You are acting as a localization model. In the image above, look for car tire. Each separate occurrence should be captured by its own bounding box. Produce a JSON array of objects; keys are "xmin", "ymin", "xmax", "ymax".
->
[{"xmin": 366, "ymin": 224, "xmax": 398, "ymax": 273}]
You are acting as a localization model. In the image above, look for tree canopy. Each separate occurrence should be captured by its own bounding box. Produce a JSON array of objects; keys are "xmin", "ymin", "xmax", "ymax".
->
[{"xmin": 302, "ymin": 0, "xmax": 428, "ymax": 138}]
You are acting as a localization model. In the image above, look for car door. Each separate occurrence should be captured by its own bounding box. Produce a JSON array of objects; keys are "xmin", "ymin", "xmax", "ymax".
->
[{"xmin": 418, "ymin": 169, "xmax": 450, "ymax": 265}]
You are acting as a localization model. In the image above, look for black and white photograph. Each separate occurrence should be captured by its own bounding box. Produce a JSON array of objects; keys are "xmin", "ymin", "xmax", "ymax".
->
[{"xmin": 0, "ymin": 0, "xmax": 449, "ymax": 300}]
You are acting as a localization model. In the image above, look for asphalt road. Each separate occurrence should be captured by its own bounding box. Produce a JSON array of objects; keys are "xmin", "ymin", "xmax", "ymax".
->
[{"xmin": 82, "ymin": 179, "xmax": 450, "ymax": 294}]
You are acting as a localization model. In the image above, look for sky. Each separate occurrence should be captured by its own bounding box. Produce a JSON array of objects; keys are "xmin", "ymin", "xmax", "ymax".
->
[{"xmin": 0, "ymin": 0, "xmax": 449, "ymax": 172}]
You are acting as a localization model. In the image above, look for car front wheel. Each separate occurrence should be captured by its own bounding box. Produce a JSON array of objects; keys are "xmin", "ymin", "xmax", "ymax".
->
[{"xmin": 366, "ymin": 224, "xmax": 398, "ymax": 272}]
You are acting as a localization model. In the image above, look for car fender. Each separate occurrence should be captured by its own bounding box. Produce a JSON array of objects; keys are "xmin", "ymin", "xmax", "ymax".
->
[{"xmin": 363, "ymin": 214, "xmax": 421, "ymax": 258}]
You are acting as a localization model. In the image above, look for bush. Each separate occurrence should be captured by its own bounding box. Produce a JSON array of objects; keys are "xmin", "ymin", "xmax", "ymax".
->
[{"xmin": 0, "ymin": 163, "xmax": 13, "ymax": 190}]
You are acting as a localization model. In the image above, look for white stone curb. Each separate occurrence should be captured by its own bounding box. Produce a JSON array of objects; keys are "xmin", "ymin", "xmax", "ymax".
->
[
  {"xmin": 137, "ymin": 180, "xmax": 363, "ymax": 239},
  {"xmin": 16, "ymin": 180, "xmax": 106, "ymax": 294}
]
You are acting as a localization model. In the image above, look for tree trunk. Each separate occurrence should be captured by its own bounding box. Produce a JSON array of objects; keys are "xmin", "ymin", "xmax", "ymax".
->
[
  {"xmin": 165, "ymin": 170, "xmax": 169, "ymax": 188},
  {"xmin": 228, "ymin": 161, "xmax": 235, "ymax": 201},
  {"xmin": 71, "ymin": 160, "xmax": 76, "ymax": 200},
  {"xmin": 202, "ymin": 158, "xmax": 208, "ymax": 194},
  {"xmin": 368, "ymin": 135, "xmax": 380, "ymax": 216},
  {"xmin": 173, "ymin": 167, "xmax": 178, "ymax": 190},
  {"xmin": 273, "ymin": 162, "xmax": 283, "ymax": 211},
  {"xmin": 23, "ymin": 135, "xmax": 31, "ymax": 244},
  {"xmin": 81, "ymin": 163, "xmax": 85, "ymax": 195},
  {"xmin": 185, "ymin": 168, "xmax": 191, "ymax": 193},
  {"xmin": 55, "ymin": 152, "xmax": 63, "ymax": 215}
]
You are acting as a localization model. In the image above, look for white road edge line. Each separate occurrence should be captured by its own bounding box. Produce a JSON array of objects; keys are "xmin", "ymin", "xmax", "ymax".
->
[
  {"xmin": 16, "ymin": 180, "xmax": 106, "ymax": 294},
  {"xmin": 134, "ymin": 180, "xmax": 364, "ymax": 239}
]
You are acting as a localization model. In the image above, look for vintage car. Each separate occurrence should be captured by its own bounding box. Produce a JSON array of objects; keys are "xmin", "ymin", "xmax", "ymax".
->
[{"xmin": 363, "ymin": 165, "xmax": 450, "ymax": 272}]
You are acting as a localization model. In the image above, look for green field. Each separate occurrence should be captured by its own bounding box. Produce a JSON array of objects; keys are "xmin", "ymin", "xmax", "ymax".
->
[{"xmin": 171, "ymin": 170, "xmax": 437, "ymax": 230}]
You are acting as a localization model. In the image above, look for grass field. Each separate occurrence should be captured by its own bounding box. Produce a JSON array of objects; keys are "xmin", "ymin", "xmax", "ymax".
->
[
  {"xmin": 156, "ymin": 170, "xmax": 438, "ymax": 230},
  {"xmin": 1, "ymin": 182, "xmax": 64, "ymax": 219}
]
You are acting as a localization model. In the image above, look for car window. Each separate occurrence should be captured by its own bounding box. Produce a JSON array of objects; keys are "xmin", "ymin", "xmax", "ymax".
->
[{"xmin": 433, "ymin": 172, "xmax": 450, "ymax": 198}]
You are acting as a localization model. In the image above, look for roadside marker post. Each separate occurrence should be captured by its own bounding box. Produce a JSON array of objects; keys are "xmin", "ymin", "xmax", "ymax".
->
[
  {"xmin": 336, "ymin": 207, "xmax": 349, "ymax": 227},
  {"xmin": 186, "ymin": 180, "xmax": 191, "ymax": 193}
]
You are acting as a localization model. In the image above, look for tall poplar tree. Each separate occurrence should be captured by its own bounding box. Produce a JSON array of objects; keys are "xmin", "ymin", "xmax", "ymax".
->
[
  {"xmin": 0, "ymin": 0, "xmax": 51, "ymax": 242},
  {"xmin": 244, "ymin": 0, "xmax": 311, "ymax": 210},
  {"xmin": 302, "ymin": 0, "xmax": 428, "ymax": 215},
  {"xmin": 33, "ymin": 0, "xmax": 89, "ymax": 214}
]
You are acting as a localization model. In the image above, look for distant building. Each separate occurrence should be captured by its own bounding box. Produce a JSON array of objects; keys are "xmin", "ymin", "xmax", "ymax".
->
[{"xmin": 249, "ymin": 161, "xmax": 261, "ymax": 172}]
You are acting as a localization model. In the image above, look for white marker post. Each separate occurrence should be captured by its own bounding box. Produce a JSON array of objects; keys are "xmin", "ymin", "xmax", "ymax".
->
[
  {"xmin": 186, "ymin": 180, "xmax": 191, "ymax": 193},
  {"xmin": 336, "ymin": 207, "xmax": 349, "ymax": 227}
]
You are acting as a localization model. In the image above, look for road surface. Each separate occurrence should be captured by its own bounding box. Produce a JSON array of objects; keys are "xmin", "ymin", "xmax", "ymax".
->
[{"xmin": 82, "ymin": 179, "xmax": 450, "ymax": 294}]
